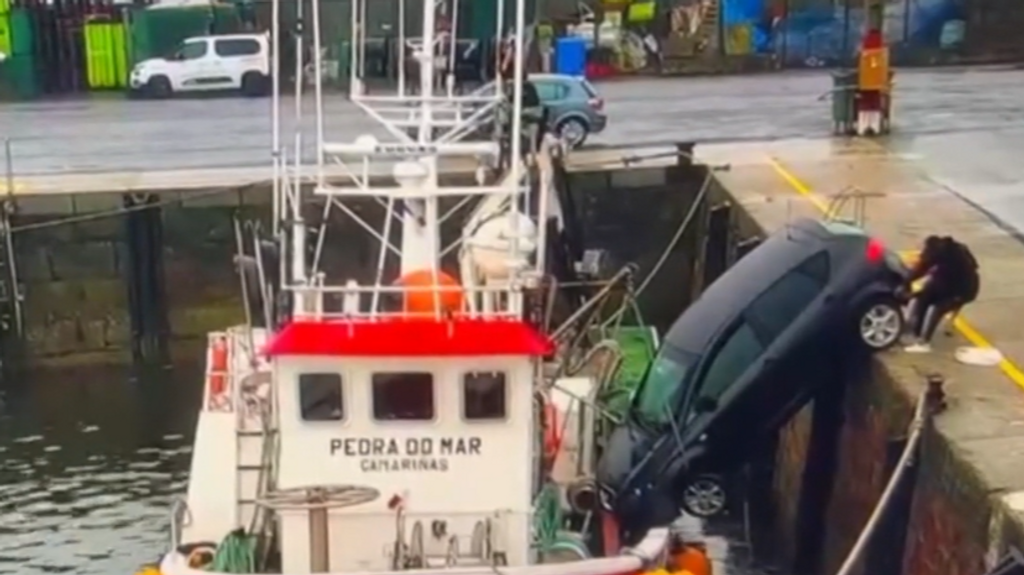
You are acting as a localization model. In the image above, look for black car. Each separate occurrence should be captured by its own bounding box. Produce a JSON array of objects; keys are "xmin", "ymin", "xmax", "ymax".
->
[{"xmin": 597, "ymin": 218, "xmax": 908, "ymax": 533}]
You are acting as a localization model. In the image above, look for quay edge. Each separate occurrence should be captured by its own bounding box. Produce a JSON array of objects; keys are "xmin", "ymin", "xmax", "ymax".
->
[{"xmin": 683, "ymin": 137, "xmax": 1024, "ymax": 575}]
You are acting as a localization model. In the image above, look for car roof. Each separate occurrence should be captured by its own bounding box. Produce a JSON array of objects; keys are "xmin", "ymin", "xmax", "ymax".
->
[
  {"xmin": 529, "ymin": 73, "xmax": 583, "ymax": 83},
  {"xmin": 662, "ymin": 217, "xmax": 843, "ymax": 353},
  {"xmin": 186, "ymin": 34, "xmax": 267, "ymax": 42}
]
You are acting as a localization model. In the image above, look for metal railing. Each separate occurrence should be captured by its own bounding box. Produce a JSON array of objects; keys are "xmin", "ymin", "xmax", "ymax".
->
[{"xmin": 287, "ymin": 281, "xmax": 530, "ymax": 321}]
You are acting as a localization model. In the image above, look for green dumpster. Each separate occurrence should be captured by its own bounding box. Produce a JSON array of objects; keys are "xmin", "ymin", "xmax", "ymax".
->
[{"xmin": 831, "ymin": 69, "xmax": 857, "ymax": 136}]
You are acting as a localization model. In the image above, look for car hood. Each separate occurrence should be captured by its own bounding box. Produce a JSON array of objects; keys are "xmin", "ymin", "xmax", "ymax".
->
[{"xmin": 135, "ymin": 58, "xmax": 169, "ymax": 69}]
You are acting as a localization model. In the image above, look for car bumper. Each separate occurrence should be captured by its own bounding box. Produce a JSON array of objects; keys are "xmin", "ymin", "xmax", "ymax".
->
[{"xmin": 591, "ymin": 114, "xmax": 608, "ymax": 133}]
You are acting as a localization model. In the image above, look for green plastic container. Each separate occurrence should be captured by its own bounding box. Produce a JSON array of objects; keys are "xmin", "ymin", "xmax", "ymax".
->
[{"xmin": 831, "ymin": 68, "xmax": 857, "ymax": 135}]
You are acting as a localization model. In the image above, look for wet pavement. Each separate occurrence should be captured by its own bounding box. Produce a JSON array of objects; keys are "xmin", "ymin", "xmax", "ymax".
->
[
  {"xmin": 7, "ymin": 66, "xmax": 1024, "ymax": 232},
  {"xmin": 3, "ymin": 65, "xmax": 1024, "ymax": 173}
]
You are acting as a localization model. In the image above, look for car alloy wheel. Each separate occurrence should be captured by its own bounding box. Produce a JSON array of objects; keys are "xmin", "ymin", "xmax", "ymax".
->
[
  {"xmin": 557, "ymin": 118, "xmax": 588, "ymax": 148},
  {"xmin": 679, "ymin": 474, "xmax": 728, "ymax": 518},
  {"xmin": 859, "ymin": 300, "xmax": 903, "ymax": 350}
]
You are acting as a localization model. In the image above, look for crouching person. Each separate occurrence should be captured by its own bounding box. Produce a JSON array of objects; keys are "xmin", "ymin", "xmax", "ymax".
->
[{"xmin": 903, "ymin": 235, "xmax": 980, "ymax": 353}]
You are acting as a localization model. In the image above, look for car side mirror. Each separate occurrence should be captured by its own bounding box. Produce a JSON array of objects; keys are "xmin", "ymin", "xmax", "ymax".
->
[{"xmin": 694, "ymin": 396, "xmax": 717, "ymax": 414}]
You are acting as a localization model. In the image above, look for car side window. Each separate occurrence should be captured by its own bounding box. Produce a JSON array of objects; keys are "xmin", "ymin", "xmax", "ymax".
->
[
  {"xmin": 179, "ymin": 41, "xmax": 208, "ymax": 60},
  {"xmin": 746, "ymin": 251, "xmax": 830, "ymax": 341},
  {"xmin": 687, "ymin": 322, "xmax": 764, "ymax": 420},
  {"xmin": 215, "ymin": 38, "xmax": 261, "ymax": 57},
  {"xmin": 533, "ymin": 81, "xmax": 566, "ymax": 102}
]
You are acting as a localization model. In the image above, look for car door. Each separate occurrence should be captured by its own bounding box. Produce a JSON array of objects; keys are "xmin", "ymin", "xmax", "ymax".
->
[
  {"xmin": 173, "ymin": 39, "xmax": 213, "ymax": 92},
  {"xmin": 214, "ymin": 38, "xmax": 262, "ymax": 88},
  {"xmin": 531, "ymin": 79, "xmax": 570, "ymax": 124},
  {"xmin": 711, "ymin": 251, "xmax": 833, "ymax": 451}
]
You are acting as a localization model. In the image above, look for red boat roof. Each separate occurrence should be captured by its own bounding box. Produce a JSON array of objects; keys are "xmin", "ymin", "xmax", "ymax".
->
[{"xmin": 263, "ymin": 318, "xmax": 555, "ymax": 358}]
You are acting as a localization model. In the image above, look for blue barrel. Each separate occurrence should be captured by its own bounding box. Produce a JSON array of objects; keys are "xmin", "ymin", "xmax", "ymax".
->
[{"xmin": 554, "ymin": 37, "xmax": 586, "ymax": 76}]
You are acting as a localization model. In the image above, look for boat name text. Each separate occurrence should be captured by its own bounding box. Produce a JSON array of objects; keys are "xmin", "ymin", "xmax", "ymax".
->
[{"xmin": 329, "ymin": 437, "xmax": 482, "ymax": 472}]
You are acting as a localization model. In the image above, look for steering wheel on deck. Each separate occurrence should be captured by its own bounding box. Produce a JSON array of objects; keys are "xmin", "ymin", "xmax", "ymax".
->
[{"xmin": 256, "ymin": 485, "xmax": 381, "ymax": 511}]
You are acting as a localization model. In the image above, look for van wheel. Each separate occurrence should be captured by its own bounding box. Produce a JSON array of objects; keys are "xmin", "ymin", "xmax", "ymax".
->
[
  {"xmin": 146, "ymin": 76, "xmax": 172, "ymax": 99},
  {"xmin": 241, "ymin": 72, "xmax": 268, "ymax": 97},
  {"xmin": 556, "ymin": 117, "xmax": 589, "ymax": 148},
  {"xmin": 856, "ymin": 295, "xmax": 904, "ymax": 351},
  {"xmin": 679, "ymin": 473, "xmax": 729, "ymax": 518}
]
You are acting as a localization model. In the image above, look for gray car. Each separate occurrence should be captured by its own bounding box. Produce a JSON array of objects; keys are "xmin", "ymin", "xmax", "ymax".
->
[{"xmin": 529, "ymin": 73, "xmax": 607, "ymax": 147}]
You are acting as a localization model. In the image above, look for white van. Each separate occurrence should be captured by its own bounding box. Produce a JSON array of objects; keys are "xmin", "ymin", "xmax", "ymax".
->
[{"xmin": 130, "ymin": 33, "xmax": 270, "ymax": 98}]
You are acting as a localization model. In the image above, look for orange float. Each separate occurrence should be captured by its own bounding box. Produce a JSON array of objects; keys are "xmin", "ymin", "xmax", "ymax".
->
[
  {"xmin": 207, "ymin": 336, "xmax": 229, "ymax": 409},
  {"xmin": 542, "ymin": 401, "xmax": 563, "ymax": 462},
  {"xmin": 397, "ymin": 269, "xmax": 464, "ymax": 316},
  {"xmin": 671, "ymin": 542, "xmax": 712, "ymax": 575}
]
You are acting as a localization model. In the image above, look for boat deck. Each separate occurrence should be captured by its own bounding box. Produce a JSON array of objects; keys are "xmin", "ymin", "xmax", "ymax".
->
[{"xmin": 700, "ymin": 138, "xmax": 1024, "ymax": 523}]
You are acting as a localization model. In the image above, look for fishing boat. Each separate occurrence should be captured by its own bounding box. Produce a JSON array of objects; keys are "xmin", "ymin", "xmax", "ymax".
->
[{"xmin": 131, "ymin": 0, "xmax": 712, "ymax": 570}]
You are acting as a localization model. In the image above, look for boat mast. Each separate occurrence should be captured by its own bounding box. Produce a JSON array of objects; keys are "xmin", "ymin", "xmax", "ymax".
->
[{"xmin": 272, "ymin": 0, "xmax": 534, "ymax": 320}]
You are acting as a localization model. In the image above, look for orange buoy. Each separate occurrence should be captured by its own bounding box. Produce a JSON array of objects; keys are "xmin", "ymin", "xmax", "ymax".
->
[
  {"xmin": 207, "ymin": 336, "xmax": 229, "ymax": 408},
  {"xmin": 542, "ymin": 401, "xmax": 563, "ymax": 462},
  {"xmin": 397, "ymin": 269, "xmax": 464, "ymax": 316},
  {"xmin": 671, "ymin": 542, "xmax": 712, "ymax": 575}
]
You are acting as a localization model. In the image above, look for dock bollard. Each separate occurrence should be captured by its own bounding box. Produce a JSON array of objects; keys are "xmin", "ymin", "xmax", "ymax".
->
[{"xmin": 925, "ymin": 373, "xmax": 947, "ymax": 415}]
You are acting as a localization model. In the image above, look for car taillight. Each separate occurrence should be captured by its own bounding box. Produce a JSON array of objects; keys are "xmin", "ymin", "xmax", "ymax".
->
[
  {"xmin": 588, "ymin": 97, "xmax": 604, "ymax": 111},
  {"xmin": 866, "ymin": 238, "xmax": 885, "ymax": 263}
]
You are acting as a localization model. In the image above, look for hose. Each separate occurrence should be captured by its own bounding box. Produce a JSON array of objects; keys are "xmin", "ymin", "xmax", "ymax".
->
[
  {"xmin": 208, "ymin": 530, "xmax": 256, "ymax": 573},
  {"xmin": 533, "ymin": 482, "xmax": 563, "ymax": 552},
  {"xmin": 533, "ymin": 482, "xmax": 593, "ymax": 560}
]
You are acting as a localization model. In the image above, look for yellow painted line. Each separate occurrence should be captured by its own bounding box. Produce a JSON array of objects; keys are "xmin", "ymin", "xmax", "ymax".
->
[{"xmin": 767, "ymin": 155, "xmax": 1024, "ymax": 390}]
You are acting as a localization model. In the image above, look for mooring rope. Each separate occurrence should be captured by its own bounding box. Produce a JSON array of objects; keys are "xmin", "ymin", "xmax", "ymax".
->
[{"xmin": 833, "ymin": 388, "xmax": 935, "ymax": 575}]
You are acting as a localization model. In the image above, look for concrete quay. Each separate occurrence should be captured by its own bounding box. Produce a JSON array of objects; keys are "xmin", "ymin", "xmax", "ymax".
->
[{"xmin": 682, "ymin": 138, "xmax": 1024, "ymax": 575}]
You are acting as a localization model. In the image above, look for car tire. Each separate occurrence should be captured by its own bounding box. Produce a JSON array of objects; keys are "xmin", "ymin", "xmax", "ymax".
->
[
  {"xmin": 556, "ymin": 117, "xmax": 589, "ymax": 149},
  {"xmin": 678, "ymin": 473, "xmax": 729, "ymax": 518},
  {"xmin": 146, "ymin": 76, "xmax": 172, "ymax": 99},
  {"xmin": 856, "ymin": 295, "xmax": 904, "ymax": 351},
  {"xmin": 241, "ymin": 72, "xmax": 269, "ymax": 97}
]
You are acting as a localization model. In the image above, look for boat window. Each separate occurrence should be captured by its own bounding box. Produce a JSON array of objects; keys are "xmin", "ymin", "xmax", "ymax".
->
[
  {"xmin": 372, "ymin": 372, "xmax": 435, "ymax": 421},
  {"xmin": 633, "ymin": 345, "xmax": 699, "ymax": 427},
  {"xmin": 685, "ymin": 322, "xmax": 764, "ymax": 423},
  {"xmin": 298, "ymin": 373, "xmax": 344, "ymax": 421},
  {"xmin": 462, "ymin": 372, "xmax": 507, "ymax": 420},
  {"xmin": 745, "ymin": 251, "xmax": 829, "ymax": 342}
]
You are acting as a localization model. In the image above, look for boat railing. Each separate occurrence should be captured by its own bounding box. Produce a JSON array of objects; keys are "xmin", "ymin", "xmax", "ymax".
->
[
  {"xmin": 288, "ymin": 281, "xmax": 532, "ymax": 321},
  {"xmin": 203, "ymin": 328, "xmax": 270, "ymax": 414}
]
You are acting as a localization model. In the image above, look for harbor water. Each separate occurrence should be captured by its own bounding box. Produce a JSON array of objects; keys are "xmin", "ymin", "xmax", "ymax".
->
[{"xmin": 0, "ymin": 358, "xmax": 770, "ymax": 575}]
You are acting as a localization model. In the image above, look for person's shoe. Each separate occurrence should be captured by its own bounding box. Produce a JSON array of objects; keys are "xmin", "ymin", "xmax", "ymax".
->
[{"xmin": 904, "ymin": 342, "xmax": 933, "ymax": 354}]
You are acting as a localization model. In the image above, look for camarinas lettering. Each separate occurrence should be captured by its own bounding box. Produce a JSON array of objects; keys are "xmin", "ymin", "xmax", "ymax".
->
[{"xmin": 329, "ymin": 436, "xmax": 482, "ymax": 472}]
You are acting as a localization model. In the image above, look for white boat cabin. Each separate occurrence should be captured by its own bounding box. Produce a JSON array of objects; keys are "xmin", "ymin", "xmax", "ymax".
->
[{"xmin": 264, "ymin": 318, "xmax": 554, "ymax": 573}]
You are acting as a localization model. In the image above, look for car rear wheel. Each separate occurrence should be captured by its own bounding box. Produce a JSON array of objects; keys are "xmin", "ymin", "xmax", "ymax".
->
[
  {"xmin": 241, "ymin": 72, "xmax": 269, "ymax": 97},
  {"xmin": 557, "ymin": 118, "xmax": 589, "ymax": 148},
  {"xmin": 857, "ymin": 296, "xmax": 904, "ymax": 350},
  {"xmin": 679, "ymin": 473, "xmax": 729, "ymax": 518}
]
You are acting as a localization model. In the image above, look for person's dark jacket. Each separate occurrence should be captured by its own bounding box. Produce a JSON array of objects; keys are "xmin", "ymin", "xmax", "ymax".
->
[{"xmin": 907, "ymin": 235, "xmax": 980, "ymax": 303}]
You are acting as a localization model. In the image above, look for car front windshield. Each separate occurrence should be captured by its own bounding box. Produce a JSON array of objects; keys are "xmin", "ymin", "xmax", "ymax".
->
[{"xmin": 633, "ymin": 344, "xmax": 698, "ymax": 428}]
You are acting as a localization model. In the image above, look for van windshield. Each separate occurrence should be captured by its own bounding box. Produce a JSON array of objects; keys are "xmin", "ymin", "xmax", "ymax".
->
[{"xmin": 632, "ymin": 345, "xmax": 698, "ymax": 427}]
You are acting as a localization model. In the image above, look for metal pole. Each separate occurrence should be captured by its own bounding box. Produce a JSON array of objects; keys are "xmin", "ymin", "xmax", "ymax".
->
[
  {"xmin": 271, "ymin": 0, "xmax": 282, "ymax": 238},
  {"xmin": 312, "ymin": 0, "xmax": 325, "ymax": 183},
  {"xmin": 3, "ymin": 139, "xmax": 13, "ymax": 200},
  {"xmin": 3, "ymin": 139, "xmax": 21, "ymax": 338},
  {"xmin": 309, "ymin": 506, "xmax": 331, "ymax": 572},
  {"xmin": 841, "ymin": 0, "xmax": 852, "ymax": 66}
]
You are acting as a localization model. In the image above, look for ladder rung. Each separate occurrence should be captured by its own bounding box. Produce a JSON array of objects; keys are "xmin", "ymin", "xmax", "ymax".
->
[{"xmin": 237, "ymin": 464, "xmax": 265, "ymax": 471}]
